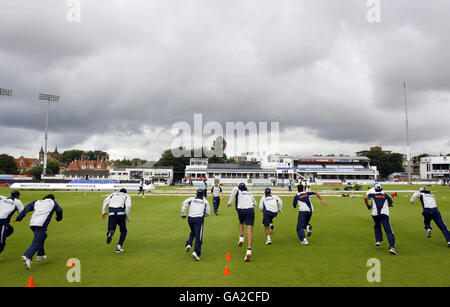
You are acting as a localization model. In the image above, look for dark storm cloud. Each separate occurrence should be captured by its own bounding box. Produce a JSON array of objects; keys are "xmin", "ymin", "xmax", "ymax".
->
[{"xmin": 0, "ymin": 0, "xmax": 449, "ymax": 158}]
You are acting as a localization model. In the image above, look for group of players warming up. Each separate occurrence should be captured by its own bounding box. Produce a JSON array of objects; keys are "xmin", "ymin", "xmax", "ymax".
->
[
  {"xmin": 180, "ymin": 182, "xmax": 450, "ymax": 262},
  {"xmin": 0, "ymin": 191, "xmax": 63, "ymax": 270},
  {"xmin": 0, "ymin": 182, "xmax": 448, "ymax": 269}
]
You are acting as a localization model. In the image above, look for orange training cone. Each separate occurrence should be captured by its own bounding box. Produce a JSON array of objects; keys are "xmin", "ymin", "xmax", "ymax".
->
[
  {"xmin": 223, "ymin": 265, "xmax": 231, "ymax": 275},
  {"xmin": 26, "ymin": 277, "xmax": 36, "ymax": 287},
  {"xmin": 67, "ymin": 258, "xmax": 74, "ymax": 268},
  {"xmin": 225, "ymin": 252, "xmax": 232, "ymax": 261}
]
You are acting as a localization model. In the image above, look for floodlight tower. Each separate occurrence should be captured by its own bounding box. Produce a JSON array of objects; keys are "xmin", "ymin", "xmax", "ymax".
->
[
  {"xmin": 403, "ymin": 82, "xmax": 411, "ymax": 184},
  {"xmin": 0, "ymin": 88, "xmax": 13, "ymax": 97},
  {"xmin": 38, "ymin": 93, "xmax": 60, "ymax": 176}
]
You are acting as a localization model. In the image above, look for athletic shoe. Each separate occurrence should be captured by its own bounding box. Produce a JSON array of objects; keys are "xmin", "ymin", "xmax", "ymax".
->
[
  {"xmin": 306, "ymin": 225, "xmax": 312, "ymax": 237},
  {"xmin": 389, "ymin": 247, "xmax": 398, "ymax": 255},
  {"xmin": 21, "ymin": 256, "xmax": 31, "ymax": 270},
  {"xmin": 185, "ymin": 245, "xmax": 191, "ymax": 252},
  {"xmin": 36, "ymin": 255, "xmax": 47, "ymax": 261},
  {"xmin": 375, "ymin": 242, "xmax": 381, "ymax": 247},
  {"xmin": 447, "ymin": 242, "xmax": 449, "ymax": 248},
  {"xmin": 265, "ymin": 239, "xmax": 272, "ymax": 245},
  {"xmin": 116, "ymin": 245, "xmax": 124, "ymax": 253},
  {"xmin": 244, "ymin": 250, "xmax": 251, "ymax": 262},
  {"xmin": 191, "ymin": 252, "xmax": 200, "ymax": 261},
  {"xmin": 237, "ymin": 237, "xmax": 244, "ymax": 247},
  {"xmin": 300, "ymin": 239, "xmax": 309, "ymax": 246},
  {"xmin": 426, "ymin": 229, "xmax": 432, "ymax": 238},
  {"xmin": 106, "ymin": 231, "xmax": 114, "ymax": 244}
]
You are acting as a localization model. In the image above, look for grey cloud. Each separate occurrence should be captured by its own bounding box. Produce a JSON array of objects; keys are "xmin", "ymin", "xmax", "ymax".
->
[{"xmin": 0, "ymin": 0, "xmax": 449, "ymax": 158}]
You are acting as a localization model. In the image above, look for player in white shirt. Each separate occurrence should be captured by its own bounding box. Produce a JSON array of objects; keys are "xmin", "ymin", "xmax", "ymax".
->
[
  {"xmin": 0, "ymin": 191, "xmax": 24, "ymax": 255},
  {"xmin": 411, "ymin": 187, "xmax": 450, "ymax": 247},
  {"xmin": 259, "ymin": 188, "xmax": 283, "ymax": 245},
  {"xmin": 181, "ymin": 189, "xmax": 211, "ymax": 261},
  {"xmin": 137, "ymin": 178, "xmax": 145, "ymax": 198},
  {"xmin": 210, "ymin": 180, "xmax": 223, "ymax": 216},
  {"xmin": 16, "ymin": 194, "xmax": 63, "ymax": 269},
  {"xmin": 102, "ymin": 188, "xmax": 132, "ymax": 253},
  {"xmin": 227, "ymin": 183, "xmax": 257, "ymax": 261}
]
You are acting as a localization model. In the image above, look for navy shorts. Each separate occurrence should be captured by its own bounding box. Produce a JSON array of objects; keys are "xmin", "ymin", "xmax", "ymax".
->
[
  {"xmin": 237, "ymin": 208, "xmax": 255, "ymax": 226},
  {"xmin": 262, "ymin": 210, "xmax": 278, "ymax": 227}
]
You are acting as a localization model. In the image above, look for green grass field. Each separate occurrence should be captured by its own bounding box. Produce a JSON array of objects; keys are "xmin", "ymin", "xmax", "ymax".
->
[{"xmin": 0, "ymin": 185, "xmax": 449, "ymax": 287}]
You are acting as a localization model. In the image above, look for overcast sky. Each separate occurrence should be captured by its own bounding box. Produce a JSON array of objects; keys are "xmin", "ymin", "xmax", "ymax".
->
[{"xmin": 0, "ymin": 0, "xmax": 449, "ymax": 161}]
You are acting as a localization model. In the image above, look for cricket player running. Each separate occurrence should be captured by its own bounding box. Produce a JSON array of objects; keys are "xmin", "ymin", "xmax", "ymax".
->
[
  {"xmin": 259, "ymin": 188, "xmax": 283, "ymax": 245},
  {"xmin": 210, "ymin": 180, "xmax": 223, "ymax": 216},
  {"xmin": 364, "ymin": 183, "xmax": 398, "ymax": 255},
  {"xmin": 227, "ymin": 183, "xmax": 257, "ymax": 262},
  {"xmin": 102, "ymin": 188, "xmax": 131, "ymax": 253},
  {"xmin": 16, "ymin": 194, "xmax": 63, "ymax": 270},
  {"xmin": 202, "ymin": 180, "xmax": 208, "ymax": 198},
  {"xmin": 137, "ymin": 178, "xmax": 145, "ymax": 198},
  {"xmin": 293, "ymin": 184, "xmax": 327, "ymax": 245},
  {"xmin": 0, "ymin": 191, "xmax": 24, "ymax": 255},
  {"xmin": 181, "ymin": 189, "xmax": 211, "ymax": 261},
  {"xmin": 411, "ymin": 187, "xmax": 450, "ymax": 247}
]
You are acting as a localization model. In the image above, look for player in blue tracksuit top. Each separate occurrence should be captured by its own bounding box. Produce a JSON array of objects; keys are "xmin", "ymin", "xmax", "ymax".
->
[
  {"xmin": 15, "ymin": 194, "xmax": 63, "ymax": 270},
  {"xmin": 411, "ymin": 187, "xmax": 450, "ymax": 247},
  {"xmin": 227, "ymin": 183, "xmax": 257, "ymax": 262},
  {"xmin": 210, "ymin": 180, "xmax": 223, "ymax": 216},
  {"xmin": 0, "ymin": 191, "xmax": 24, "ymax": 254},
  {"xmin": 181, "ymin": 189, "xmax": 211, "ymax": 261},
  {"xmin": 293, "ymin": 184, "xmax": 327, "ymax": 245},
  {"xmin": 364, "ymin": 183, "xmax": 397, "ymax": 255}
]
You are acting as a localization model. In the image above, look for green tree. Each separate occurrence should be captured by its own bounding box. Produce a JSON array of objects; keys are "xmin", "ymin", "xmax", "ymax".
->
[
  {"xmin": 59, "ymin": 150, "xmax": 84, "ymax": 164},
  {"xmin": 85, "ymin": 150, "xmax": 108, "ymax": 160},
  {"xmin": 46, "ymin": 160, "xmax": 60, "ymax": 175},
  {"xmin": 364, "ymin": 149, "xmax": 404, "ymax": 179},
  {"xmin": 0, "ymin": 154, "xmax": 19, "ymax": 174},
  {"xmin": 25, "ymin": 161, "xmax": 60, "ymax": 179},
  {"xmin": 25, "ymin": 165, "xmax": 43, "ymax": 180},
  {"xmin": 209, "ymin": 136, "xmax": 228, "ymax": 163},
  {"xmin": 114, "ymin": 158, "xmax": 132, "ymax": 167},
  {"xmin": 131, "ymin": 158, "xmax": 147, "ymax": 166},
  {"xmin": 155, "ymin": 148, "xmax": 191, "ymax": 182},
  {"xmin": 413, "ymin": 154, "xmax": 429, "ymax": 163}
]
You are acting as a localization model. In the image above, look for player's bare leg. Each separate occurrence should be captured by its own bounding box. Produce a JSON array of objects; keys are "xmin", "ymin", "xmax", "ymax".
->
[
  {"xmin": 247, "ymin": 225, "xmax": 253, "ymax": 248},
  {"xmin": 245, "ymin": 225, "xmax": 253, "ymax": 261},
  {"xmin": 238, "ymin": 223, "xmax": 244, "ymax": 246},
  {"xmin": 264, "ymin": 226, "xmax": 272, "ymax": 245}
]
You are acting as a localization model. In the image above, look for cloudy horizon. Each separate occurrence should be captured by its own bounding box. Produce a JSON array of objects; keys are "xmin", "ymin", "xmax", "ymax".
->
[{"xmin": 1, "ymin": 0, "xmax": 449, "ymax": 161}]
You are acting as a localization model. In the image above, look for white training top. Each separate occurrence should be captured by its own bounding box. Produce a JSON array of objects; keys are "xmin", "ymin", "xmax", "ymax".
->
[
  {"xmin": 181, "ymin": 197, "xmax": 211, "ymax": 218},
  {"xmin": 411, "ymin": 192, "xmax": 438, "ymax": 209},
  {"xmin": 259, "ymin": 195, "xmax": 283, "ymax": 213},
  {"xmin": 211, "ymin": 186, "xmax": 223, "ymax": 198},
  {"xmin": 227, "ymin": 187, "xmax": 257, "ymax": 210},
  {"xmin": 102, "ymin": 192, "xmax": 132, "ymax": 220},
  {"xmin": 0, "ymin": 197, "xmax": 24, "ymax": 220},
  {"xmin": 29, "ymin": 199, "xmax": 57, "ymax": 227},
  {"xmin": 367, "ymin": 192, "xmax": 392, "ymax": 217}
]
